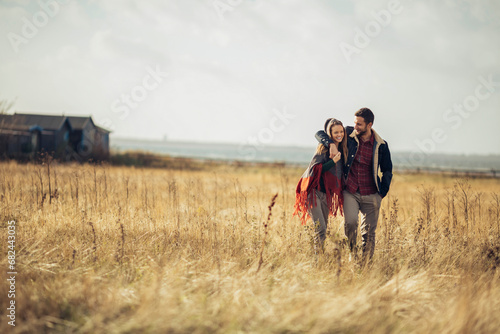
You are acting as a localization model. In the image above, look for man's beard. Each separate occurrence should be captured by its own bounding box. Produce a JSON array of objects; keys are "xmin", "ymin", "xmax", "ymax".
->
[{"xmin": 356, "ymin": 129, "xmax": 366, "ymax": 137}]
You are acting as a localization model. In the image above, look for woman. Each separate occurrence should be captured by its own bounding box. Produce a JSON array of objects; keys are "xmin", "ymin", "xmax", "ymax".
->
[{"xmin": 293, "ymin": 118, "xmax": 347, "ymax": 251}]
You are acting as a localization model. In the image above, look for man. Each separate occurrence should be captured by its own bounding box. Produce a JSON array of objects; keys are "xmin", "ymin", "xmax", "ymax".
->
[{"xmin": 315, "ymin": 108, "xmax": 392, "ymax": 260}]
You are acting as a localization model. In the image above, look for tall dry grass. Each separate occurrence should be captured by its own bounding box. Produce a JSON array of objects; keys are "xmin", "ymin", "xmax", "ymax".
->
[{"xmin": 0, "ymin": 160, "xmax": 499, "ymax": 333}]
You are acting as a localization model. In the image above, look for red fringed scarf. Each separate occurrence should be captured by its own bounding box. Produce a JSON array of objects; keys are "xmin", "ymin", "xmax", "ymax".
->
[{"xmin": 293, "ymin": 153, "xmax": 344, "ymax": 225}]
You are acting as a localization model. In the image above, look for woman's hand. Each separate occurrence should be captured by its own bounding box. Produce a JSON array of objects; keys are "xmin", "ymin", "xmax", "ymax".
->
[
  {"xmin": 329, "ymin": 145, "xmax": 339, "ymax": 159},
  {"xmin": 333, "ymin": 152, "xmax": 341, "ymax": 163}
]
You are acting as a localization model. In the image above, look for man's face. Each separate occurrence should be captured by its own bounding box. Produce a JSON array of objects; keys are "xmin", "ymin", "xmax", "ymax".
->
[{"xmin": 354, "ymin": 116, "xmax": 370, "ymax": 136}]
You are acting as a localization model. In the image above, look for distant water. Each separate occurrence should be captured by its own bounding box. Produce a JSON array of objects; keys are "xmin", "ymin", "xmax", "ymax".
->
[
  {"xmin": 111, "ymin": 138, "xmax": 500, "ymax": 171},
  {"xmin": 112, "ymin": 138, "xmax": 315, "ymax": 165}
]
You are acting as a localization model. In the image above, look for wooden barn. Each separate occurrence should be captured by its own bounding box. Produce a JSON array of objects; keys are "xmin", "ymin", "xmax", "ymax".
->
[
  {"xmin": 67, "ymin": 116, "xmax": 110, "ymax": 161},
  {"xmin": 0, "ymin": 113, "xmax": 110, "ymax": 161}
]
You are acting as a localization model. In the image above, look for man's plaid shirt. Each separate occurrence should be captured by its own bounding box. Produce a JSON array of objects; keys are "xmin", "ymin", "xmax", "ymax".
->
[{"xmin": 346, "ymin": 133, "xmax": 378, "ymax": 195}]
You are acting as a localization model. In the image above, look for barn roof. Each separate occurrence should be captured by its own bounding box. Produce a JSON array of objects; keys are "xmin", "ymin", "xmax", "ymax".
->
[
  {"xmin": 67, "ymin": 116, "xmax": 94, "ymax": 130},
  {"xmin": 1, "ymin": 113, "xmax": 111, "ymax": 133},
  {"xmin": 96, "ymin": 126, "xmax": 111, "ymax": 133},
  {"xmin": 0, "ymin": 114, "xmax": 34, "ymax": 131},
  {"xmin": 13, "ymin": 113, "xmax": 71, "ymax": 131}
]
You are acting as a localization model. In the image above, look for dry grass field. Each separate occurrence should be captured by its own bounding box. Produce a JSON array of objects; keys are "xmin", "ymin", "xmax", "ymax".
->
[{"xmin": 1, "ymin": 159, "xmax": 500, "ymax": 333}]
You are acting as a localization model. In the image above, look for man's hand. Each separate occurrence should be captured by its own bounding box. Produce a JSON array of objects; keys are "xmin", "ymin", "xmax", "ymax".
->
[
  {"xmin": 332, "ymin": 152, "xmax": 341, "ymax": 163},
  {"xmin": 329, "ymin": 145, "xmax": 339, "ymax": 159}
]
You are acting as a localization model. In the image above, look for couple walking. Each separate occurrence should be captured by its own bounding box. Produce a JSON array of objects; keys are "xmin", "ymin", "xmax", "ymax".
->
[{"xmin": 294, "ymin": 108, "xmax": 393, "ymax": 260}]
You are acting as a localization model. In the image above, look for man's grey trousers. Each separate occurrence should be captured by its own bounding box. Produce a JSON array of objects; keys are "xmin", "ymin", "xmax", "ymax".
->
[{"xmin": 343, "ymin": 190, "xmax": 382, "ymax": 259}]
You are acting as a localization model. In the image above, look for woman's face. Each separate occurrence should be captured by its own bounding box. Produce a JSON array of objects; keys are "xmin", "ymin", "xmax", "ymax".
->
[{"xmin": 331, "ymin": 124, "xmax": 344, "ymax": 144}]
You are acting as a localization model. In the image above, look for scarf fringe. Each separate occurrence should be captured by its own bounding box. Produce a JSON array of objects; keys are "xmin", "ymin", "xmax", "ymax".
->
[
  {"xmin": 293, "ymin": 163, "xmax": 344, "ymax": 225},
  {"xmin": 323, "ymin": 171, "xmax": 344, "ymax": 218},
  {"xmin": 293, "ymin": 164, "xmax": 322, "ymax": 225}
]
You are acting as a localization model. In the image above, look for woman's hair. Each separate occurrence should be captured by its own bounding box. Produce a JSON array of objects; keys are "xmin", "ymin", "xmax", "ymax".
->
[{"xmin": 315, "ymin": 118, "xmax": 348, "ymax": 161}]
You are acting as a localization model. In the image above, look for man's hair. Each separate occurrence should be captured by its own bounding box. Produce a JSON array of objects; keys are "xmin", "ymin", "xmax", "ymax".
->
[{"xmin": 354, "ymin": 108, "xmax": 374, "ymax": 125}]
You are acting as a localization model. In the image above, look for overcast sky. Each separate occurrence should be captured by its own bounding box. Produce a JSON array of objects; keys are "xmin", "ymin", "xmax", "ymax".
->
[{"xmin": 1, "ymin": 0, "xmax": 499, "ymax": 154}]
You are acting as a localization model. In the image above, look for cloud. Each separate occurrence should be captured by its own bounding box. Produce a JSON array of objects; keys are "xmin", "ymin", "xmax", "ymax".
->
[{"xmin": 0, "ymin": 0, "xmax": 499, "ymax": 153}]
